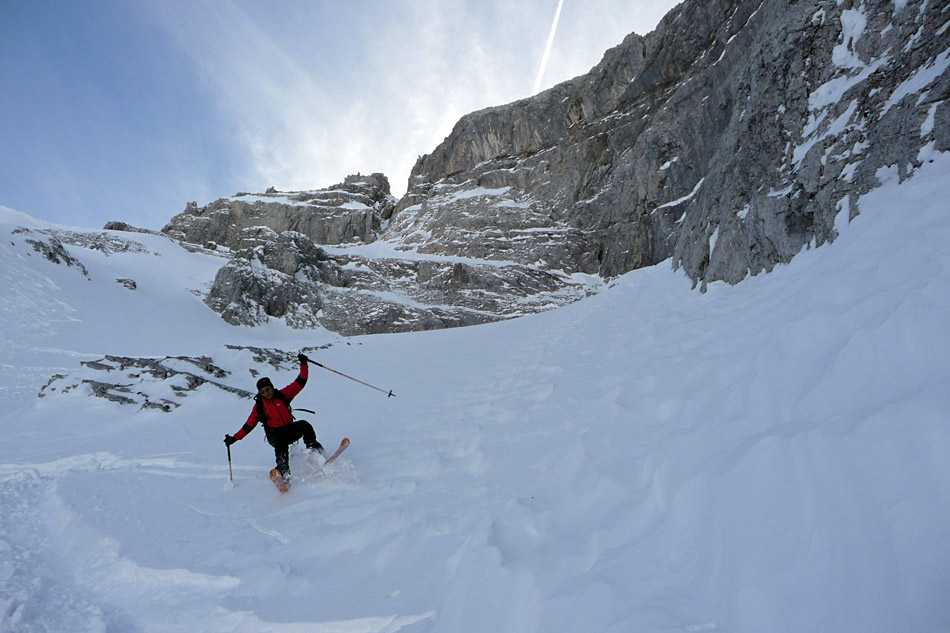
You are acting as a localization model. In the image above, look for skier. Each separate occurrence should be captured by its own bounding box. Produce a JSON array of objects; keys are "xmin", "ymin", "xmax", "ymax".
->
[{"xmin": 224, "ymin": 353, "xmax": 324, "ymax": 483}]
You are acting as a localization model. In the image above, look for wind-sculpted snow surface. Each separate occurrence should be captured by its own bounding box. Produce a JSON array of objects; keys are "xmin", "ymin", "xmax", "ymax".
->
[{"xmin": 2, "ymin": 157, "xmax": 950, "ymax": 631}]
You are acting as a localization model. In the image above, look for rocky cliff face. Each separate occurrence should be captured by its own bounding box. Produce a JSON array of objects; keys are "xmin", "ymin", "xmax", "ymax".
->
[
  {"xmin": 155, "ymin": 0, "xmax": 949, "ymax": 334},
  {"xmin": 394, "ymin": 0, "xmax": 950, "ymax": 289},
  {"xmin": 161, "ymin": 172, "xmax": 599, "ymax": 335},
  {"xmin": 201, "ymin": 226, "xmax": 596, "ymax": 335},
  {"xmin": 163, "ymin": 173, "xmax": 395, "ymax": 250}
]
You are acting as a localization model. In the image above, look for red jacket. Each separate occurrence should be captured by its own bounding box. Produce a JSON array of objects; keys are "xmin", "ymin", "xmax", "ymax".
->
[{"xmin": 234, "ymin": 364, "xmax": 308, "ymax": 440}]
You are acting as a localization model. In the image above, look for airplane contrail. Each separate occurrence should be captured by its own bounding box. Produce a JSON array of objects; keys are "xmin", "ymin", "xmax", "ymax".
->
[{"xmin": 533, "ymin": 0, "xmax": 565, "ymax": 95}]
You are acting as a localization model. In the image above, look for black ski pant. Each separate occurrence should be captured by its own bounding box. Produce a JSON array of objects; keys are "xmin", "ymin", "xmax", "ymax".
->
[{"xmin": 265, "ymin": 420, "xmax": 321, "ymax": 475}]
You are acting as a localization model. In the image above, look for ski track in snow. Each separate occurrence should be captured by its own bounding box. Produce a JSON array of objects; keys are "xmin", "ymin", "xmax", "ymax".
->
[
  {"xmin": 2, "ymin": 158, "xmax": 950, "ymax": 631},
  {"xmin": 0, "ymin": 452, "xmax": 427, "ymax": 633}
]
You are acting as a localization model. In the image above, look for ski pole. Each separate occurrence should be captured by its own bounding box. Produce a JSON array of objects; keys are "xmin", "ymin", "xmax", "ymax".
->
[
  {"xmin": 227, "ymin": 444, "xmax": 233, "ymax": 482},
  {"xmin": 312, "ymin": 361, "xmax": 395, "ymax": 397}
]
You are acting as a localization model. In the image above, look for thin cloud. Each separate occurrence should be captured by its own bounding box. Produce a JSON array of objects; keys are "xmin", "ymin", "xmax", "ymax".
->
[
  {"xmin": 141, "ymin": 0, "xmax": 680, "ymax": 201},
  {"xmin": 142, "ymin": 1, "xmax": 341, "ymax": 192}
]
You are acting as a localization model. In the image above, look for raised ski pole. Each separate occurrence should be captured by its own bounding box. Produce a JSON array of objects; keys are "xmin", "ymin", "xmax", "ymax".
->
[
  {"xmin": 227, "ymin": 444, "xmax": 233, "ymax": 482},
  {"xmin": 312, "ymin": 361, "xmax": 395, "ymax": 398}
]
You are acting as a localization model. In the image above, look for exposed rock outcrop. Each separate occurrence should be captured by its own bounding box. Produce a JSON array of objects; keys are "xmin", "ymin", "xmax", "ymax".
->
[
  {"xmin": 157, "ymin": 0, "xmax": 949, "ymax": 335},
  {"xmin": 204, "ymin": 227, "xmax": 599, "ymax": 334},
  {"xmin": 37, "ymin": 347, "xmax": 331, "ymax": 412},
  {"xmin": 39, "ymin": 354, "xmax": 253, "ymax": 411},
  {"xmin": 14, "ymin": 228, "xmax": 90, "ymax": 278},
  {"xmin": 163, "ymin": 173, "xmax": 395, "ymax": 250},
  {"xmin": 394, "ymin": 0, "xmax": 950, "ymax": 288},
  {"xmin": 103, "ymin": 221, "xmax": 156, "ymax": 235}
]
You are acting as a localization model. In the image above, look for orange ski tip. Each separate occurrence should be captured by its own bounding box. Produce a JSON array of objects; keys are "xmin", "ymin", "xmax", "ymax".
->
[{"xmin": 269, "ymin": 468, "xmax": 289, "ymax": 493}]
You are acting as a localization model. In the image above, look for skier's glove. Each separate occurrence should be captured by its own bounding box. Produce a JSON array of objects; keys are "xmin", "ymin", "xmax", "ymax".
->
[
  {"xmin": 224, "ymin": 434, "xmax": 237, "ymax": 447},
  {"xmin": 297, "ymin": 353, "xmax": 309, "ymax": 365}
]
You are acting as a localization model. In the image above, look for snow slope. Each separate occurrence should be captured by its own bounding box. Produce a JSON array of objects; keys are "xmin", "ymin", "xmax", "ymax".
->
[{"xmin": 2, "ymin": 155, "xmax": 950, "ymax": 632}]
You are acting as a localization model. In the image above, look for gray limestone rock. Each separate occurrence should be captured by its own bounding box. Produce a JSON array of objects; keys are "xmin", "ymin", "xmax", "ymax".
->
[
  {"xmin": 38, "ymin": 355, "xmax": 252, "ymax": 411},
  {"xmin": 162, "ymin": 174, "xmax": 395, "ymax": 249},
  {"xmin": 203, "ymin": 228, "xmax": 598, "ymax": 334},
  {"xmin": 153, "ymin": 0, "xmax": 949, "ymax": 335},
  {"xmin": 44, "ymin": 229, "xmax": 156, "ymax": 257},
  {"xmin": 386, "ymin": 174, "xmax": 601, "ymax": 273},
  {"xmin": 16, "ymin": 229, "xmax": 90, "ymax": 278},
  {"xmin": 103, "ymin": 221, "xmax": 156, "ymax": 234},
  {"xmin": 394, "ymin": 0, "xmax": 950, "ymax": 289}
]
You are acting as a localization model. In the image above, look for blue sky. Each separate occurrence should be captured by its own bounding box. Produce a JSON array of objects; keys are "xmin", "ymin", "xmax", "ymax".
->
[{"xmin": 1, "ymin": 1, "xmax": 679, "ymax": 230}]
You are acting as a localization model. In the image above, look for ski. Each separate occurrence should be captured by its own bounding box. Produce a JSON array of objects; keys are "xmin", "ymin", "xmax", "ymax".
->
[
  {"xmin": 269, "ymin": 468, "xmax": 290, "ymax": 493},
  {"xmin": 324, "ymin": 437, "xmax": 350, "ymax": 465},
  {"xmin": 268, "ymin": 438, "xmax": 348, "ymax": 493}
]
